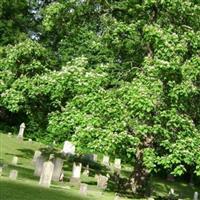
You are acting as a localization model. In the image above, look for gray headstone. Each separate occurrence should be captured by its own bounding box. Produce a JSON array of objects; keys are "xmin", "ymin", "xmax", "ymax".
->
[
  {"xmin": 80, "ymin": 183, "xmax": 88, "ymax": 195},
  {"xmin": 28, "ymin": 139, "xmax": 32, "ymax": 143},
  {"xmin": 194, "ymin": 192, "xmax": 199, "ymax": 200},
  {"xmin": 62, "ymin": 141, "xmax": 75, "ymax": 155},
  {"xmin": 52, "ymin": 158, "xmax": 64, "ymax": 181},
  {"xmin": 102, "ymin": 155, "xmax": 109, "ymax": 166},
  {"xmin": 11, "ymin": 156, "xmax": 18, "ymax": 165},
  {"xmin": 32, "ymin": 150, "xmax": 42, "ymax": 164},
  {"xmin": 70, "ymin": 162, "xmax": 82, "ymax": 185},
  {"xmin": 39, "ymin": 161, "xmax": 54, "ymax": 188},
  {"xmin": 17, "ymin": 122, "xmax": 25, "ymax": 139},
  {"xmin": 34, "ymin": 155, "xmax": 45, "ymax": 176},
  {"xmin": 9, "ymin": 170, "xmax": 18, "ymax": 180},
  {"xmin": 97, "ymin": 175, "xmax": 108, "ymax": 189}
]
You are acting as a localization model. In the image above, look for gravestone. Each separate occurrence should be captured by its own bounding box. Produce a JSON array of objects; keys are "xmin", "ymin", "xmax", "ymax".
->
[
  {"xmin": 34, "ymin": 155, "xmax": 45, "ymax": 176},
  {"xmin": 9, "ymin": 170, "xmax": 18, "ymax": 180},
  {"xmin": 32, "ymin": 150, "xmax": 42, "ymax": 164},
  {"xmin": 11, "ymin": 156, "xmax": 18, "ymax": 165},
  {"xmin": 17, "ymin": 122, "xmax": 25, "ymax": 139},
  {"xmin": 102, "ymin": 155, "xmax": 109, "ymax": 166},
  {"xmin": 62, "ymin": 141, "xmax": 75, "ymax": 155},
  {"xmin": 52, "ymin": 157, "xmax": 64, "ymax": 181},
  {"xmin": 82, "ymin": 165, "xmax": 89, "ymax": 176},
  {"xmin": 49, "ymin": 154, "xmax": 55, "ymax": 160},
  {"xmin": 114, "ymin": 158, "xmax": 121, "ymax": 174},
  {"xmin": 80, "ymin": 183, "xmax": 88, "ymax": 195},
  {"xmin": 8, "ymin": 132, "xmax": 12, "ymax": 137},
  {"xmin": 39, "ymin": 161, "xmax": 54, "ymax": 187},
  {"xmin": 97, "ymin": 175, "xmax": 108, "ymax": 189},
  {"xmin": 169, "ymin": 188, "xmax": 175, "ymax": 198},
  {"xmin": 194, "ymin": 192, "xmax": 199, "ymax": 200},
  {"xmin": 70, "ymin": 162, "xmax": 82, "ymax": 185},
  {"xmin": 28, "ymin": 139, "xmax": 32, "ymax": 143}
]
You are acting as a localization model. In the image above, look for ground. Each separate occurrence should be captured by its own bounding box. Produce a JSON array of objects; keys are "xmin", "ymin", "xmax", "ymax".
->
[{"xmin": 0, "ymin": 133, "xmax": 199, "ymax": 200}]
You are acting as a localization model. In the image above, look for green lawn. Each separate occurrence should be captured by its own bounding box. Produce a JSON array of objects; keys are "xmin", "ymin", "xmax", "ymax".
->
[{"xmin": 0, "ymin": 132, "xmax": 199, "ymax": 200}]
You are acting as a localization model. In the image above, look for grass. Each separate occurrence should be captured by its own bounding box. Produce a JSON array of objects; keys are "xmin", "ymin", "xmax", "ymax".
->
[{"xmin": 0, "ymin": 132, "xmax": 200, "ymax": 200}]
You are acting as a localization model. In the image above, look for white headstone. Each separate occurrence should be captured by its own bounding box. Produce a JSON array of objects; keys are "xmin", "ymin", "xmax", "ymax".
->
[
  {"xmin": 39, "ymin": 161, "xmax": 54, "ymax": 188},
  {"xmin": 8, "ymin": 132, "xmax": 12, "ymax": 137},
  {"xmin": 11, "ymin": 156, "xmax": 18, "ymax": 165},
  {"xmin": 62, "ymin": 141, "xmax": 75, "ymax": 155},
  {"xmin": 52, "ymin": 158, "xmax": 64, "ymax": 181},
  {"xmin": 97, "ymin": 175, "xmax": 108, "ymax": 189},
  {"xmin": 102, "ymin": 155, "xmax": 109, "ymax": 166},
  {"xmin": 114, "ymin": 158, "xmax": 121, "ymax": 174},
  {"xmin": 34, "ymin": 155, "xmax": 45, "ymax": 176},
  {"xmin": 17, "ymin": 122, "xmax": 25, "ymax": 139},
  {"xmin": 194, "ymin": 192, "xmax": 199, "ymax": 200},
  {"xmin": 9, "ymin": 170, "xmax": 18, "ymax": 180},
  {"xmin": 70, "ymin": 162, "xmax": 82, "ymax": 184},
  {"xmin": 80, "ymin": 183, "xmax": 87, "ymax": 195},
  {"xmin": 28, "ymin": 139, "xmax": 32, "ymax": 143},
  {"xmin": 32, "ymin": 150, "xmax": 42, "ymax": 164}
]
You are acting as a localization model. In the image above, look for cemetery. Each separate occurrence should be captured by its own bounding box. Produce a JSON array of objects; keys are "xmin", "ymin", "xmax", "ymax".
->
[
  {"xmin": 0, "ymin": 131, "xmax": 199, "ymax": 200},
  {"xmin": 0, "ymin": 0, "xmax": 200, "ymax": 199}
]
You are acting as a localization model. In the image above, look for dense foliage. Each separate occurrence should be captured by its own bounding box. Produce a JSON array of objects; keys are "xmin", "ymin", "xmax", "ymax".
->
[{"xmin": 0, "ymin": 0, "xmax": 200, "ymax": 195}]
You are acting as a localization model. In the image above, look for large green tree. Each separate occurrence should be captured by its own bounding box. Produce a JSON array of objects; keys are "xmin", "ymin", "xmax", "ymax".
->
[{"xmin": 0, "ymin": 0, "xmax": 200, "ymax": 195}]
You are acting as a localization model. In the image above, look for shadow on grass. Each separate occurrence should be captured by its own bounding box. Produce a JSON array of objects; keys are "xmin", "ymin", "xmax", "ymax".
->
[{"xmin": 0, "ymin": 178, "xmax": 92, "ymax": 200}]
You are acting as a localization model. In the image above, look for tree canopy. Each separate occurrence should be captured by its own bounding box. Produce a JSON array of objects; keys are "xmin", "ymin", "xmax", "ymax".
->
[{"xmin": 0, "ymin": 0, "xmax": 200, "ymax": 195}]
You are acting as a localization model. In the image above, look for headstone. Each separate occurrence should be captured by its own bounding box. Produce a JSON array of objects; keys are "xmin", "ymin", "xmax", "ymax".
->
[
  {"xmin": 9, "ymin": 170, "xmax": 18, "ymax": 180},
  {"xmin": 70, "ymin": 162, "xmax": 82, "ymax": 185},
  {"xmin": 49, "ymin": 154, "xmax": 55, "ymax": 160},
  {"xmin": 52, "ymin": 158, "xmax": 64, "ymax": 181},
  {"xmin": 80, "ymin": 183, "xmax": 88, "ymax": 195},
  {"xmin": 11, "ymin": 156, "xmax": 18, "ymax": 165},
  {"xmin": 114, "ymin": 158, "xmax": 121, "ymax": 174},
  {"xmin": 17, "ymin": 122, "xmax": 25, "ymax": 139},
  {"xmin": 62, "ymin": 141, "xmax": 75, "ymax": 155},
  {"xmin": 32, "ymin": 150, "xmax": 42, "ymax": 164},
  {"xmin": 34, "ymin": 155, "xmax": 45, "ymax": 176},
  {"xmin": 194, "ymin": 192, "xmax": 199, "ymax": 200},
  {"xmin": 28, "ymin": 139, "xmax": 32, "ymax": 143},
  {"xmin": 82, "ymin": 165, "xmax": 89, "ymax": 176},
  {"xmin": 97, "ymin": 175, "xmax": 108, "ymax": 190},
  {"xmin": 102, "ymin": 155, "xmax": 109, "ymax": 166},
  {"xmin": 8, "ymin": 132, "xmax": 12, "ymax": 137},
  {"xmin": 39, "ymin": 161, "xmax": 54, "ymax": 188},
  {"xmin": 59, "ymin": 170, "xmax": 64, "ymax": 182}
]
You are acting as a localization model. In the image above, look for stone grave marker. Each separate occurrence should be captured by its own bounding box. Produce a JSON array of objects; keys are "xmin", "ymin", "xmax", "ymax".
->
[
  {"xmin": 11, "ymin": 156, "xmax": 18, "ymax": 165},
  {"xmin": 8, "ymin": 132, "xmax": 12, "ymax": 137},
  {"xmin": 102, "ymin": 155, "xmax": 109, "ymax": 166},
  {"xmin": 194, "ymin": 192, "xmax": 199, "ymax": 200},
  {"xmin": 17, "ymin": 122, "xmax": 25, "ymax": 139},
  {"xmin": 62, "ymin": 141, "xmax": 75, "ymax": 155},
  {"xmin": 39, "ymin": 161, "xmax": 54, "ymax": 188},
  {"xmin": 80, "ymin": 183, "xmax": 88, "ymax": 195},
  {"xmin": 52, "ymin": 157, "xmax": 64, "ymax": 181},
  {"xmin": 82, "ymin": 164, "xmax": 89, "ymax": 176},
  {"xmin": 28, "ymin": 139, "xmax": 32, "ymax": 143},
  {"xmin": 32, "ymin": 150, "xmax": 42, "ymax": 164},
  {"xmin": 34, "ymin": 155, "xmax": 45, "ymax": 176},
  {"xmin": 70, "ymin": 162, "xmax": 82, "ymax": 185},
  {"xmin": 97, "ymin": 175, "xmax": 108, "ymax": 190},
  {"xmin": 9, "ymin": 170, "xmax": 18, "ymax": 180},
  {"xmin": 114, "ymin": 158, "xmax": 121, "ymax": 174}
]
